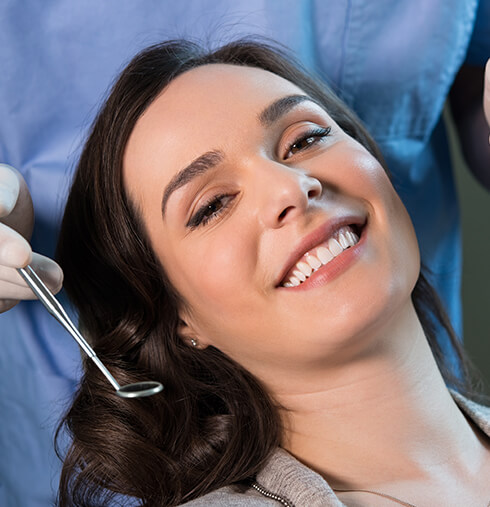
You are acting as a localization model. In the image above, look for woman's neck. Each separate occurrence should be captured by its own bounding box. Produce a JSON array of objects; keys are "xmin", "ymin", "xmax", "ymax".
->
[{"xmin": 273, "ymin": 302, "xmax": 483, "ymax": 490}]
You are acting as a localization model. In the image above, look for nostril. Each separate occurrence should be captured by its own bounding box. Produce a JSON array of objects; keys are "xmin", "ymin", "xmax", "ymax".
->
[
  {"xmin": 308, "ymin": 186, "xmax": 322, "ymax": 199},
  {"xmin": 307, "ymin": 177, "xmax": 322, "ymax": 199},
  {"xmin": 279, "ymin": 206, "xmax": 294, "ymax": 220}
]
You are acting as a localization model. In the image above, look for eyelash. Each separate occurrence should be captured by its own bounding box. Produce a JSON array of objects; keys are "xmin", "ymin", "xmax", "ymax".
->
[
  {"xmin": 187, "ymin": 126, "xmax": 331, "ymax": 229},
  {"xmin": 187, "ymin": 193, "xmax": 236, "ymax": 229},
  {"xmin": 285, "ymin": 126, "xmax": 331, "ymax": 159}
]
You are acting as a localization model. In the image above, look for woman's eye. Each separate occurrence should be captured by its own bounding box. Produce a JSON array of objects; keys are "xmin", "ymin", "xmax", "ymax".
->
[
  {"xmin": 187, "ymin": 193, "xmax": 236, "ymax": 229},
  {"xmin": 285, "ymin": 126, "xmax": 331, "ymax": 159}
]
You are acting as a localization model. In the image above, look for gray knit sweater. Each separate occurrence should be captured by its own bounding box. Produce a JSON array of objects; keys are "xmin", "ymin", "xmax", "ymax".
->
[{"xmin": 181, "ymin": 392, "xmax": 490, "ymax": 506}]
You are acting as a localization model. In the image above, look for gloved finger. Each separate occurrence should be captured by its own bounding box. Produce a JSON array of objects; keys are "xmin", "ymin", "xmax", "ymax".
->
[
  {"xmin": 0, "ymin": 278, "xmax": 40, "ymax": 300},
  {"xmin": 0, "ymin": 163, "xmax": 34, "ymax": 238},
  {"xmin": 0, "ymin": 221, "xmax": 32, "ymax": 268},
  {"xmin": 29, "ymin": 252, "xmax": 64, "ymax": 294},
  {"xmin": 0, "ymin": 264, "xmax": 28, "ymax": 285},
  {"xmin": 0, "ymin": 163, "xmax": 20, "ymax": 217},
  {"xmin": 0, "ymin": 254, "xmax": 63, "ymax": 315},
  {"xmin": 0, "ymin": 253, "xmax": 63, "ymax": 290}
]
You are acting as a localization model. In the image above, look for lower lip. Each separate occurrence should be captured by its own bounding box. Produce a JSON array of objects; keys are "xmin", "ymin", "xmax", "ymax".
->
[{"xmin": 279, "ymin": 223, "xmax": 368, "ymax": 291}]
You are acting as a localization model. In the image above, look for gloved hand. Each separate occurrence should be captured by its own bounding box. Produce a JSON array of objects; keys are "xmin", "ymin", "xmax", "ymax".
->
[{"xmin": 0, "ymin": 163, "xmax": 63, "ymax": 313}]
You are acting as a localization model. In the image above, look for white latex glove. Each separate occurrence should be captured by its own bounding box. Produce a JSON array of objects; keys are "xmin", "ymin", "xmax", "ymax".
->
[
  {"xmin": 485, "ymin": 59, "xmax": 490, "ymax": 142},
  {"xmin": 0, "ymin": 163, "xmax": 63, "ymax": 313}
]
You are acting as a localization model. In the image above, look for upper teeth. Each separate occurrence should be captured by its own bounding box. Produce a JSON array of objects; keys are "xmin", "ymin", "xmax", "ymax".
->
[{"xmin": 282, "ymin": 225, "xmax": 360, "ymax": 287}]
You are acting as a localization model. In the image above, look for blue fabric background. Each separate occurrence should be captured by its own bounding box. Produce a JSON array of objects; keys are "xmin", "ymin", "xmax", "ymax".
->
[{"xmin": 0, "ymin": 0, "xmax": 488, "ymax": 504}]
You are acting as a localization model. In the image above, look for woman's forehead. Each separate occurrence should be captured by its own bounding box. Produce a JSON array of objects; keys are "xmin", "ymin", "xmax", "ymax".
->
[
  {"xmin": 123, "ymin": 64, "xmax": 308, "ymax": 192},
  {"xmin": 163, "ymin": 63, "xmax": 304, "ymax": 103},
  {"xmin": 132, "ymin": 64, "xmax": 306, "ymax": 136}
]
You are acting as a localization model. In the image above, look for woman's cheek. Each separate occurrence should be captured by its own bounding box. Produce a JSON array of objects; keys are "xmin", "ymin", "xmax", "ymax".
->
[{"xmin": 186, "ymin": 234, "xmax": 250, "ymax": 304}]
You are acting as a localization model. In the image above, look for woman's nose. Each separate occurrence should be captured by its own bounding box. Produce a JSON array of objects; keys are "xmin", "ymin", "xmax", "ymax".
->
[{"xmin": 255, "ymin": 162, "xmax": 322, "ymax": 228}]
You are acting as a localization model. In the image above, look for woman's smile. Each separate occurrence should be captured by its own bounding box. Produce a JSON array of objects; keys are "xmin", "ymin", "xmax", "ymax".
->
[
  {"xmin": 276, "ymin": 216, "xmax": 367, "ymax": 289},
  {"xmin": 278, "ymin": 222, "xmax": 368, "ymax": 290},
  {"xmin": 123, "ymin": 62, "xmax": 420, "ymax": 374}
]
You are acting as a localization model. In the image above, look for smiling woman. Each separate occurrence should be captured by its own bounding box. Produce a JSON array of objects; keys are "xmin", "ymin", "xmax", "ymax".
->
[{"xmin": 55, "ymin": 40, "xmax": 490, "ymax": 506}]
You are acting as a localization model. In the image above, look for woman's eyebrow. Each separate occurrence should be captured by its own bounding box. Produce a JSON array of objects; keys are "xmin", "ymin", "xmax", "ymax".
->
[
  {"xmin": 161, "ymin": 94, "xmax": 320, "ymax": 218},
  {"xmin": 258, "ymin": 94, "xmax": 320, "ymax": 126},
  {"xmin": 161, "ymin": 150, "xmax": 224, "ymax": 218}
]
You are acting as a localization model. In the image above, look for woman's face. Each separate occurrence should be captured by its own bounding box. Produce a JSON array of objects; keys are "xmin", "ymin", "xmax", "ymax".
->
[{"xmin": 123, "ymin": 64, "xmax": 420, "ymax": 385}]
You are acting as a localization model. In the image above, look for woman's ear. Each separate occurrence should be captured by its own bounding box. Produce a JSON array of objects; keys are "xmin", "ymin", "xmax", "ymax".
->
[{"xmin": 177, "ymin": 314, "xmax": 208, "ymax": 350}]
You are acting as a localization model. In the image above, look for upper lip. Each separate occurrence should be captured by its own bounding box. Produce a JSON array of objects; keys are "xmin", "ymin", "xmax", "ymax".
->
[{"xmin": 275, "ymin": 214, "xmax": 367, "ymax": 287}]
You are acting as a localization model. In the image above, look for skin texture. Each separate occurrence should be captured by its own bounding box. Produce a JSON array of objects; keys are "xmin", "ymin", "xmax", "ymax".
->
[
  {"xmin": 123, "ymin": 64, "xmax": 490, "ymax": 505},
  {"xmin": 123, "ymin": 64, "xmax": 420, "ymax": 385}
]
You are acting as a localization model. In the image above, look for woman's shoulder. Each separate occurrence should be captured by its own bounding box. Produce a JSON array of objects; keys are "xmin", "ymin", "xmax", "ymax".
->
[
  {"xmin": 178, "ymin": 484, "xmax": 278, "ymax": 506},
  {"xmin": 178, "ymin": 447, "xmax": 341, "ymax": 507}
]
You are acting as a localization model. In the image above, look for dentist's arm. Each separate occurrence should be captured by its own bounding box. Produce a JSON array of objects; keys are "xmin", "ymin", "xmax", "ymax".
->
[
  {"xmin": 449, "ymin": 59, "xmax": 490, "ymax": 189},
  {"xmin": 0, "ymin": 163, "xmax": 63, "ymax": 313},
  {"xmin": 484, "ymin": 59, "xmax": 490, "ymax": 139}
]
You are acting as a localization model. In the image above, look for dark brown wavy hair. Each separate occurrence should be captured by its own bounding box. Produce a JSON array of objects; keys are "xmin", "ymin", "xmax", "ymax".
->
[{"xmin": 55, "ymin": 39, "xmax": 473, "ymax": 506}]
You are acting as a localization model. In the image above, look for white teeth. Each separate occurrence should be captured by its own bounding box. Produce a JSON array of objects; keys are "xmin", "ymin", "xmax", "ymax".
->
[
  {"xmin": 328, "ymin": 237, "xmax": 343, "ymax": 256},
  {"xmin": 345, "ymin": 231, "xmax": 355, "ymax": 246},
  {"xmin": 317, "ymin": 246, "xmax": 334, "ymax": 264},
  {"xmin": 296, "ymin": 261, "xmax": 313, "ymax": 277},
  {"xmin": 338, "ymin": 231, "xmax": 350, "ymax": 249},
  {"xmin": 306, "ymin": 255, "xmax": 321, "ymax": 270},
  {"xmin": 281, "ymin": 224, "xmax": 363, "ymax": 287},
  {"xmin": 293, "ymin": 270, "xmax": 306, "ymax": 282}
]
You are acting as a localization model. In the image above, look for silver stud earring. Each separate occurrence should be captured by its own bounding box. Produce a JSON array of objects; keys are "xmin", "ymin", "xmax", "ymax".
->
[{"xmin": 190, "ymin": 338, "xmax": 199, "ymax": 348}]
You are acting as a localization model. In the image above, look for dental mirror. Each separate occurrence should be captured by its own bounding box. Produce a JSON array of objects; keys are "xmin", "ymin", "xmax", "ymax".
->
[
  {"xmin": 116, "ymin": 381, "xmax": 164, "ymax": 398},
  {"xmin": 18, "ymin": 265, "xmax": 164, "ymax": 399}
]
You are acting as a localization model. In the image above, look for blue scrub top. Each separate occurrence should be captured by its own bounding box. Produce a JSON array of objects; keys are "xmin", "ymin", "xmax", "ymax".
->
[{"xmin": 0, "ymin": 0, "xmax": 488, "ymax": 504}]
